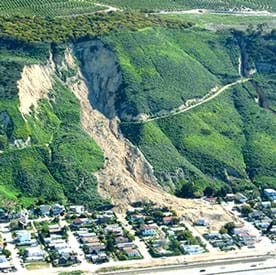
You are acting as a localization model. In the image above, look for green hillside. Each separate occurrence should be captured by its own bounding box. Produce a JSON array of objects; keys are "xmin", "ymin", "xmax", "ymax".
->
[
  {"xmin": 121, "ymin": 31, "xmax": 276, "ymax": 197},
  {"xmin": 0, "ymin": 38, "xmax": 105, "ymax": 208},
  {"xmin": 103, "ymin": 28, "xmax": 239, "ymax": 118}
]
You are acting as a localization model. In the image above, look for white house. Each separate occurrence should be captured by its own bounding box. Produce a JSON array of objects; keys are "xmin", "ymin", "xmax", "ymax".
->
[
  {"xmin": 0, "ymin": 256, "xmax": 11, "ymax": 271},
  {"xmin": 69, "ymin": 205, "xmax": 85, "ymax": 215},
  {"xmin": 264, "ymin": 189, "xmax": 276, "ymax": 201},
  {"xmin": 180, "ymin": 245, "xmax": 205, "ymax": 255},
  {"xmin": 16, "ymin": 230, "xmax": 31, "ymax": 244},
  {"xmin": 25, "ymin": 246, "xmax": 45, "ymax": 262}
]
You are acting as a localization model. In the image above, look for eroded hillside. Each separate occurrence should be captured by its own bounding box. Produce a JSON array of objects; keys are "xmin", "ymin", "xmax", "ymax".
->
[{"xmin": 0, "ymin": 28, "xmax": 275, "ymax": 225}]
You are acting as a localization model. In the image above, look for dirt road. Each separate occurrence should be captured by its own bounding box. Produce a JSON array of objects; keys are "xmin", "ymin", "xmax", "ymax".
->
[{"xmin": 128, "ymin": 78, "xmax": 250, "ymax": 124}]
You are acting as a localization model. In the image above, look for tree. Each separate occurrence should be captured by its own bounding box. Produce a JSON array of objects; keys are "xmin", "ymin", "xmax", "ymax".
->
[
  {"xmin": 219, "ymin": 226, "xmax": 227, "ymax": 235},
  {"xmin": 204, "ymin": 186, "xmax": 215, "ymax": 197},
  {"xmin": 106, "ymin": 234, "xmax": 115, "ymax": 253},
  {"xmin": 2, "ymin": 249, "xmax": 11, "ymax": 258},
  {"xmin": 152, "ymin": 210, "xmax": 163, "ymax": 221},
  {"xmin": 241, "ymin": 205, "xmax": 252, "ymax": 217},
  {"xmin": 224, "ymin": 222, "xmax": 235, "ymax": 235}
]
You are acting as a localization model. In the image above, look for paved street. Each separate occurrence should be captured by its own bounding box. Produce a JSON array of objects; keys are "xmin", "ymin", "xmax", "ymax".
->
[{"xmin": 116, "ymin": 213, "xmax": 152, "ymax": 260}]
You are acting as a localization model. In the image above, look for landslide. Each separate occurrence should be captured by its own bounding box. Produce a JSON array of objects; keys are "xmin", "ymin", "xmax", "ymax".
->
[{"xmin": 55, "ymin": 41, "xmax": 236, "ymax": 227}]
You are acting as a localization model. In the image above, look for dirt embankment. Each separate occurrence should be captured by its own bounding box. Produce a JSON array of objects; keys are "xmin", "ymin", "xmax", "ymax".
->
[{"xmin": 17, "ymin": 57, "xmax": 55, "ymax": 116}]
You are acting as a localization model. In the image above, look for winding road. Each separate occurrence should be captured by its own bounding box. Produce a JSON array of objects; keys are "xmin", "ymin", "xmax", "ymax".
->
[{"xmin": 127, "ymin": 77, "xmax": 250, "ymax": 124}]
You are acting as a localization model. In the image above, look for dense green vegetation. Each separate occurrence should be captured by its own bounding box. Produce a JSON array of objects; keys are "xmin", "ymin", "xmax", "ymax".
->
[
  {"xmin": 0, "ymin": 39, "xmax": 106, "ymax": 208},
  {"xmin": 100, "ymin": 0, "xmax": 276, "ymax": 12},
  {"xmin": 103, "ymin": 28, "xmax": 239, "ymax": 118},
  {"xmin": 121, "ymin": 30, "xmax": 276, "ymax": 197},
  {"xmin": 0, "ymin": 0, "xmax": 103, "ymax": 17},
  {"xmin": 0, "ymin": 12, "xmax": 192, "ymax": 42}
]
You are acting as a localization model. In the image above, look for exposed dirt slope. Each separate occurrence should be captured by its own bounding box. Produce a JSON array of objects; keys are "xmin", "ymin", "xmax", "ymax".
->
[
  {"xmin": 17, "ymin": 58, "xmax": 54, "ymax": 116},
  {"xmin": 60, "ymin": 46, "xmax": 237, "ymax": 230}
]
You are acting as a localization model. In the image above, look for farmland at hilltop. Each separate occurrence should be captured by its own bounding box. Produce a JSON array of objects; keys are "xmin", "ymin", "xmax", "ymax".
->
[{"xmin": 100, "ymin": 0, "xmax": 275, "ymax": 11}]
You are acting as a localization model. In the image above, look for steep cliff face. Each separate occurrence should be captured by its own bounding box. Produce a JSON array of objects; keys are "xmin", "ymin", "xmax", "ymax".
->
[
  {"xmin": 74, "ymin": 40, "xmax": 123, "ymax": 119},
  {"xmin": 17, "ymin": 59, "xmax": 55, "ymax": 116},
  {"xmin": 57, "ymin": 44, "xmax": 160, "ymax": 206}
]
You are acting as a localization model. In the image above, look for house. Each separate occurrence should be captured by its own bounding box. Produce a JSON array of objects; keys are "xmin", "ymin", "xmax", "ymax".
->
[
  {"xmin": 104, "ymin": 224, "xmax": 123, "ymax": 236},
  {"xmin": 261, "ymin": 201, "xmax": 272, "ymax": 208},
  {"xmin": 270, "ymin": 208, "xmax": 276, "ymax": 218},
  {"xmin": 75, "ymin": 228, "xmax": 88, "ymax": 235},
  {"xmin": 162, "ymin": 216, "xmax": 174, "ymax": 225},
  {"xmin": 81, "ymin": 236, "xmax": 100, "ymax": 244},
  {"xmin": 44, "ymin": 234, "xmax": 63, "ymax": 244},
  {"xmin": 85, "ymin": 243, "xmax": 106, "ymax": 254},
  {"xmin": 237, "ymin": 232, "xmax": 256, "ymax": 246},
  {"xmin": 39, "ymin": 205, "xmax": 51, "ymax": 216},
  {"xmin": 48, "ymin": 224, "xmax": 62, "ymax": 234},
  {"xmin": 69, "ymin": 205, "xmax": 85, "ymax": 215},
  {"xmin": 141, "ymin": 224, "xmax": 158, "ymax": 236},
  {"xmin": 269, "ymin": 225, "xmax": 276, "ymax": 234},
  {"xmin": 51, "ymin": 204, "xmax": 65, "ymax": 216},
  {"xmin": 19, "ymin": 209, "xmax": 29, "ymax": 227},
  {"xmin": 255, "ymin": 221, "xmax": 271, "ymax": 230},
  {"xmin": 91, "ymin": 252, "xmax": 108, "ymax": 263},
  {"xmin": 72, "ymin": 218, "xmax": 82, "ymax": 227},
  {"xmin": 194, "ymin": 219, "xmax": 208, "ymax": 226},
  {"xmin": 167, "ymin": 230, "xmax": 175, "ymax": 238},
  {"xmin": 0, "ymin": 256, "xmax": 11, "ymax": 271},
  {"xmin": 104, "ymin": 210, "xmax": 114, "ymax": 217},
  {"xmin": 123, "ymin": 247, "xmax": 140, "ymax": 258},
  {"xmin": 25, "ymin": 246, "xmax": 45, "ymax": 262},
  {"xmin": 53, "ymin": 242, "xmax": 72, "ymax": 256},
  {"xmin": 116, "ymin": 243, "xmax": 134, "ymax": 250},
  {"xmin": 115, "ymin": 237, "xmax": 129, "ymax": 244},
  {"xmin": 77, "ymin": 232, "xmax": 96, "ymax": 238},
  {"xmin": 264, "ymin": 189, "xmax": 276, "ymax": 200},
  {"xmin": 48, "ymin": 239, "xmax": 67, "ymax": 248},
  {"xmin": 180, "ymin": 245, "xmax": 204, "ymax": 255},
  {"xmin": 129, "ymin": 214, "xmax": 145, "ymax": 223},
  {"xmin": 96, "ymin": 215, "xmax": 112, "ymax": 224},
  {"xmin": 155, "ymin": 246, "xmax": 174, "ymax": 256},
  {"xmin": 151, "ymin": 238, "xmax": 169, "ymax": 248},
  {"xmin": 248, "ymin": 210, "xmax": 264, "ymax": 220},
  {"xmin": 225, "ymin": 194, "xmax": 236, "ymax": 201},
  {"xmin": 235, "ymin": 193, "xmax": 248, "ymax": 203},
  {"xmin": 16, "ymin": 230, "xmax": 31, "ymax": 244},
  {"xmin": 0, "ymin": 209, "xmax": 9, "ymax": 223},
  {"xmin": 163, "ymin": 211, "xmax": 173, "ymax": 217},
  {"xmin": 203, "ymin": 232, "xmax": 221, "ymax": 240}
]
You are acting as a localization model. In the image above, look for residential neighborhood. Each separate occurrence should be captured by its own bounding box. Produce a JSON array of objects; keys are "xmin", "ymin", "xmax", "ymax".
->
[{"xmin": 0, "ymin": 189, "xmax": 276, "ymax": 273}]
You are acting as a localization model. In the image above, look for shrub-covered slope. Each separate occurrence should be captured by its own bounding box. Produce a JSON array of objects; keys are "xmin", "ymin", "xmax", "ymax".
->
[
  {"xmin": 0, "ymin": 38, "xmax": 105, "ymax": 208},
  {"xmin": 120, "ymin": 31, "xmax": 276, "ymax": 197},
  {"xmin": 103, "ymin": 28, "xmax": 240, "ymax": 119}
]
